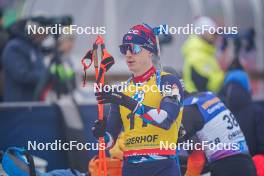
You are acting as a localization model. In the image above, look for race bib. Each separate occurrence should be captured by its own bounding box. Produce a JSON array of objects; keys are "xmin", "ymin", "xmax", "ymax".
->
[{"xmin": 196, "ymin": 109, "xmax": 247, "ymax": 160}]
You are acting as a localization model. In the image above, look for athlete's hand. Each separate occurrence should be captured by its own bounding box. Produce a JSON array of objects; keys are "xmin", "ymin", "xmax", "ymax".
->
[
  {"xmin": 95, "ymin": 86, "xmax": 138, "ymax": 112},
  {"xmin": 95, "ymin": 88, "xmax": 123, "ymax": 105},
  {"xmin": 92, "ymin": 119, "xmax": 106, "ymax": 138}
]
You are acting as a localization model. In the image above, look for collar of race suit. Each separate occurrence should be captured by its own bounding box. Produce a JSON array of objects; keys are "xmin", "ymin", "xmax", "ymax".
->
[{"xmin": 132, "ymin": 66, "xmax": 156, "ymax": 83}]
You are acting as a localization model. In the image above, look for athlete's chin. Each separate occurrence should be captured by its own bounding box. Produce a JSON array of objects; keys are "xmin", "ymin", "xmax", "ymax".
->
[{"xmin": 127, "ymin": 65, "xmax": 136, "ymax": 72}]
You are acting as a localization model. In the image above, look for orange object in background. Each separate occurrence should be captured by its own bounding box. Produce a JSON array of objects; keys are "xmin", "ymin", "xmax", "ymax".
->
[
  {"xmin": 185, "ymin": 150, "xmax": 206, "ymax": 176},
  {"xmin": 89, "ymin": 157, "xmax": 122, "ymax": 176}
]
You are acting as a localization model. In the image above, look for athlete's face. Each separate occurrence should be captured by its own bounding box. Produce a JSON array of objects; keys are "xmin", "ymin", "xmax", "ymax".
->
[{"xmin": 124, "ymin": 47, "xmax": 153, "ymax": 77}]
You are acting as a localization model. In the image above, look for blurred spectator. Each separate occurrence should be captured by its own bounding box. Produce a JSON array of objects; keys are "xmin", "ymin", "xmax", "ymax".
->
[
  {"xmin": 56, "ymin": 29, "xmax": 76, "ymax": 91},
  {"xmin": 182, "ymin": 16, "xmax": 224, "ymax": 93},
  {"xmin": 219, "ymin": 59, "xmax": 264, "ymax": 156},
  {"xmin": 2, "ymin": 17, "xmax": 48, "ymax": 102},
  {"xmin": 0, "ymin": 8, "xmax": 10, "ymax": 102},
  {"xmin": 48, "ymin": 30, "xmax": 76, "ymax": 97},
  {"xmin": 34, "ymin": 28, "xmax": 76, "ymax": 101}
]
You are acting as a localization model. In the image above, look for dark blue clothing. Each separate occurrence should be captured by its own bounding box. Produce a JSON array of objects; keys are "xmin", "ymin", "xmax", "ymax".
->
[
  {"xmin": 2, "ymin": 37, "xmax": 46, "ymax": 102},
  {"xmin": 122, "ymin": 158, "xmax": 180, "ymax": 176},
  {"xmin": 210, "ymin": 154, "xmax": 256, "ymax": 176},
  {"xmin": 219, "ymin": 82, "xmax": 264, "ymax": 156}
]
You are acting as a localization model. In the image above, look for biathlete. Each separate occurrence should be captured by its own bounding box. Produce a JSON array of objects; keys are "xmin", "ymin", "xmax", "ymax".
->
[
  {"xmin": 92, "ymin": 24, "xmax": 184, "ymax": 176},
  {"xmin": 180, "ymin": 91, "xmax": 256, "ymax": 176}
]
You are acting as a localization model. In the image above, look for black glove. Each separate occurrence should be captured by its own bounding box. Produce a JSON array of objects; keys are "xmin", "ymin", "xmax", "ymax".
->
[
  {"xmin": 92, "ymin": 119, "xmax": 106, "ymax": 138},
  {"xmin": 95, "ymin": 87, "xmax": 138, "ymax": 112}
]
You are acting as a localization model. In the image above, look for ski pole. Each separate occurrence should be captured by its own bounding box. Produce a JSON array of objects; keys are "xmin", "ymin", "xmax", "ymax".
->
[
  {"xmin": 94, "ymin": 35, "xmax": 114, "ymax": 176},
  {"xmin": 82, "ymin": 35, "xmax": 114, "ymax": 176},
  {"xmin": 94, "ymin": 36, "xmax": 106, "ymax": 176}
]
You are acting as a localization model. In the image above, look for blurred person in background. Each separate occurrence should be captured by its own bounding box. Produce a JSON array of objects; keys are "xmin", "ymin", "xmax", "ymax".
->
[
  {"xmin": 180, "ymin": 90, "xmax": 256, "ymax": 176},
  {"xmin": 182, "ymin": 16, "xmax": 224, "ymax": 93},
  {"xmin": 219, "ymin": 58, "xmax": 264, "ymax": 175},
  {"xmin": 163, "ymin": 66, "xmax": 256, "ymax": 176},
  {"xmin": 0, "ymin": 8, "xmax": 10, "ymax": 102},
  {"xmin": 34, "ymin": 27, "xmax": 76, "ymax": 101},
  {"xmin": 2, "ymin": 17, "xmax": 48, "ymax": 102},
  {"xmin": 49, "ymin": 29, "xmax": 76, "ymax": 97}
]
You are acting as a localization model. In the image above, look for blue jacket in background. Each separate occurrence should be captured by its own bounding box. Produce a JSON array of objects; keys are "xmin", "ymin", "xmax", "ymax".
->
[{"xmin": 2, "ymin": 37, "xmax": 46, "ymax": 102}]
